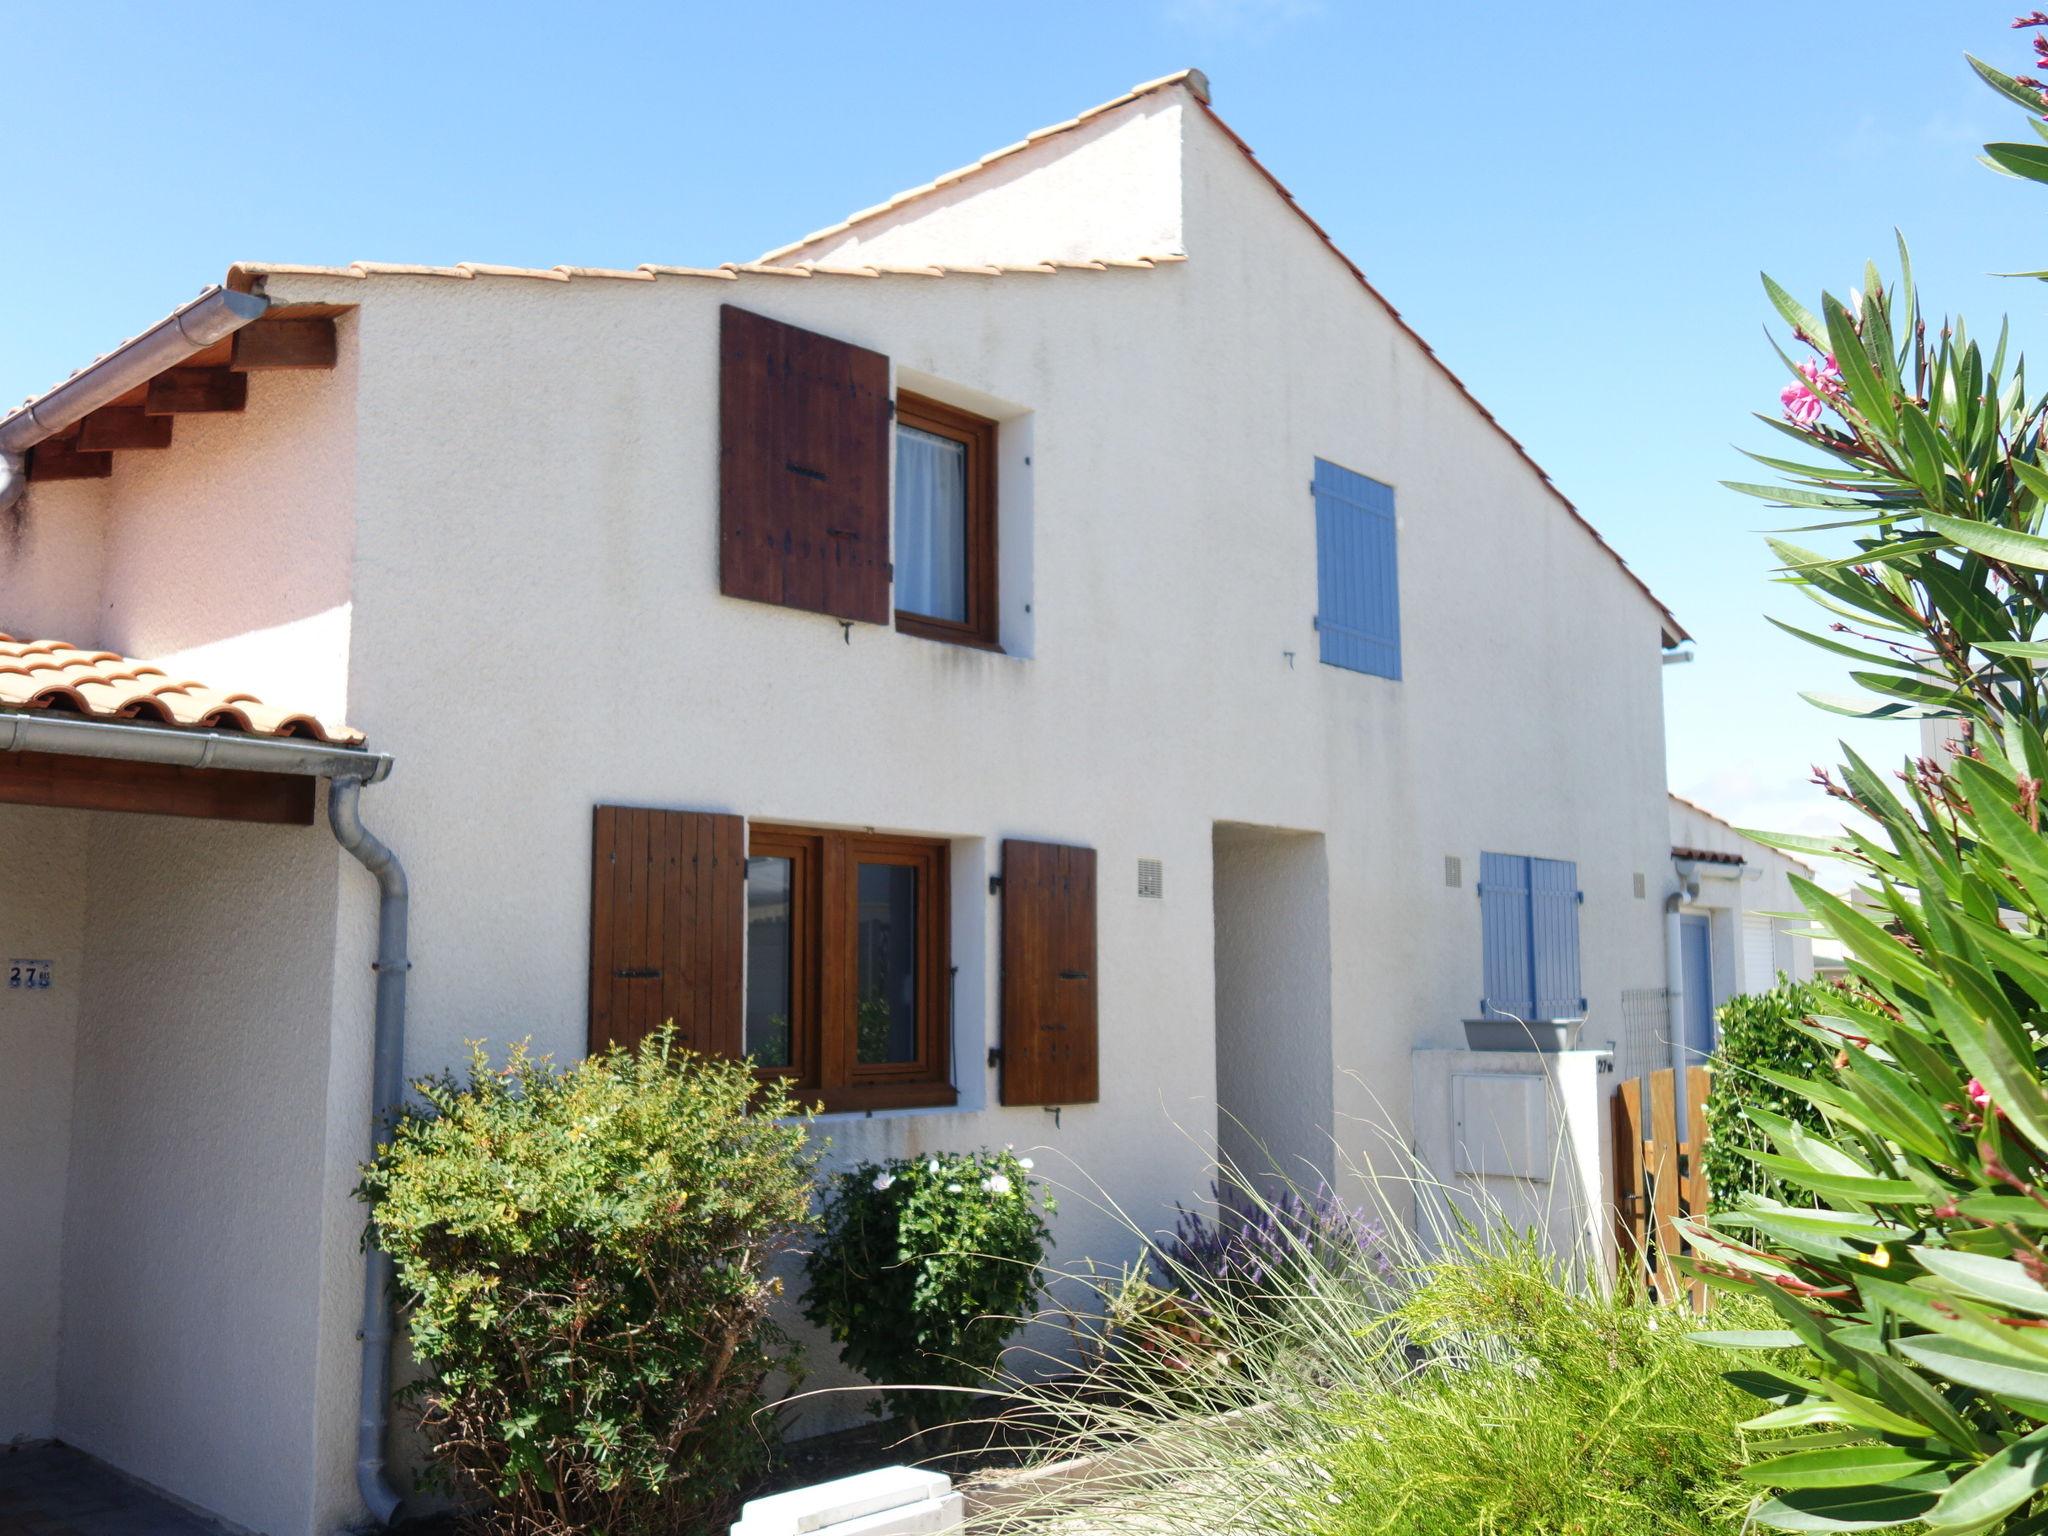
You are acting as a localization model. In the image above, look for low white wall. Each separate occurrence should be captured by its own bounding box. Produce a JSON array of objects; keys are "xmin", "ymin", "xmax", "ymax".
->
[
  {"xmin": 0, "ymin": 807, "xmax": 88, "ymax": 1442},
  {"xmin": 1411, "ymin": 1047, "xmax": 1612, "ymax": 1282}
]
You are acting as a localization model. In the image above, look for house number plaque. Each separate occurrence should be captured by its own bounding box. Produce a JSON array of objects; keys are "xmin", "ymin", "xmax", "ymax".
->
[{"xmin": 7, "ymin": 959, "xmax": 52, "ymax": 991}]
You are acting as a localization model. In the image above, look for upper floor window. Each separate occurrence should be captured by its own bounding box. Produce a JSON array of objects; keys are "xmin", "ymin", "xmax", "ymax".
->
[
  {"xmin": 896, "ymin": 393, "xmax": 999, "ymax": 649},
  {"xmin": 1312, "ymin": 458, "xmax": 1401, "ymax": 680},
  {"xmin": 1478, "ymin": 852, "xmax": 1584, "ymax": 1022}
]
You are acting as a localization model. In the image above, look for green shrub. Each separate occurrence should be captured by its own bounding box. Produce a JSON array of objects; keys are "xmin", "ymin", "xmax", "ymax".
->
[
  {"xmin": 1320, "ymin": 1242, "xmax": 1774, "ymax": 1536},
  {"xmin": 1701, "ymin": 977, "xmax": 1843, "ymax": 1211},
  {"xmin": 801, "ymin": 1148, "xmax": 1051, "ymax": 1429},
  {"xmin": 356, "ymin": 1029, "xmax": 818, "ymax": 1536}
]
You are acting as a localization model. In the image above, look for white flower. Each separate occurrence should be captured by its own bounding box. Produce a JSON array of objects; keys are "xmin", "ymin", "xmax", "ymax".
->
[
  {"xmin": 927, "ymin": 1159, "xmax": 941, "ymax": 1175},
  {"xmin": 1017, "ymin": 1158, "xmax": 1034, "ymax": 1171},
  {"xmin": 983, "ymin": 1173, "xmax": 1013, "ymax": 1195},
  {"xmin": 873, "ymin": 1172, "xmax": 895, "ymax": 1192},
  {"xmin": 946, "ymin": 1182, "xmax": 963, "ymax": 1193}
]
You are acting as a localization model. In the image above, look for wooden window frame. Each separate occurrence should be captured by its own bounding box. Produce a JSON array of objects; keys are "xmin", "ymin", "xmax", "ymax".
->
[
  {"xmin": 747, "ymin": 824, "xmax": 954, "ymax": 1113},
  {"xmin": 894, "ymin": 392, "xmax": 1000, "ymax": 650}
]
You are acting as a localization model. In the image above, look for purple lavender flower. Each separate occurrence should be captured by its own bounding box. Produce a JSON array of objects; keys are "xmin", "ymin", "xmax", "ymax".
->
[{"xmin": 1160, "ymin": 1181, "xmax": 1391, "ymax": 1312}]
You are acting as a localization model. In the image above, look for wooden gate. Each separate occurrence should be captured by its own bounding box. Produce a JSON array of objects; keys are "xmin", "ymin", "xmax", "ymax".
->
[{"xmin": 1612, "ymin": 1065, "xmax": 1711, "ymax": 1306}]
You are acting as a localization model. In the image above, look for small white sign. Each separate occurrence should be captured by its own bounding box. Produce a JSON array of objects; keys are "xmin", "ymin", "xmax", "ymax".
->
[{"xmin": 8, "ymin": 959, "xmax": 52, "ymax": 991}]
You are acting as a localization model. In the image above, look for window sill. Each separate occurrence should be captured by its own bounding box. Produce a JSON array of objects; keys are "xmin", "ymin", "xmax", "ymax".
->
[
  {"xmin": 895, "ymin": 613, "xmax": 1005, "ymax": 653},
  {"xmin": 800, "ymin": 1081, "xmax": 960, "ymax": 1116}
]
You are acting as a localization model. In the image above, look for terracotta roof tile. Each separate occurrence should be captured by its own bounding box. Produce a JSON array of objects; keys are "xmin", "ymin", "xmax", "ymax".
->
[
  {"xmin": 224, "ymin": 255, "xmax": 1185, "ymax": 291},
  {"xmin": 0, "ymin": 634, "xmax": 361, "ymax": 745},
  {"xmin": 1672, "ymin": 844, "xmax": 1745, "ymax": 866}
]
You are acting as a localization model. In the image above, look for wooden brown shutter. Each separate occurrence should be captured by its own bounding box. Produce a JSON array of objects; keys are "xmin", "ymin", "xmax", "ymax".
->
[
  {"xmin": 999, "ymin": 839, "xmax": 1099, "ymax": 1105},
  {"xmin": 719, "ymin": 305, "xmax": 892, "ymax": 624},
  {"xmin": 589, "ymin": 806, "xmax": 744, "ymax": 1058}
]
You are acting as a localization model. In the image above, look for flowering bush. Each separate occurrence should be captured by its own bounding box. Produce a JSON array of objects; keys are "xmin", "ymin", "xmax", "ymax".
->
[
  {"xmin": 1161, "ymin": 1181, "xmax": 1390, "ymax": 1317},
  {"xmin": 802, "ymin": 1148, "xmax": 1053, "ymax": 1429},
  {"xmin": 355, "ymin": 1028, "xmax": 818, "ymax": 1536},
  {"xmin": 1694, "ymin": 22, "xmax": 2048, "ymax": 1531}
]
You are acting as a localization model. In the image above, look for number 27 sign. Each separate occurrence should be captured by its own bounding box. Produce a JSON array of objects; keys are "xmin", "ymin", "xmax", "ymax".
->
[{"xmin": 8, "ymin": 959, "xmax": 52, "ymax": 991}]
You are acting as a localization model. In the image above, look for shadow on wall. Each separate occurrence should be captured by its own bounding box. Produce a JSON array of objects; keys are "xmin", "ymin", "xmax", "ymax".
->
[{"xmin": 1212, "ymin": 822, "xmax": 1333, "ymax": 1191}]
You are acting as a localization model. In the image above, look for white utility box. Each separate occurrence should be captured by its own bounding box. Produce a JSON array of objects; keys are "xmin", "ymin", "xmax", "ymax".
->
[{"xmin": 733, "ymin": 1466, "xmax": 963, "ymax": 1536}]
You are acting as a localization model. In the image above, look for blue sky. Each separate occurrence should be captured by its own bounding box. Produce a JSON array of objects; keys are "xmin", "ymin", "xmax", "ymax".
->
[{"xmin": 7, "ymin": 3, "xmax": 2044, "ymax": 857}]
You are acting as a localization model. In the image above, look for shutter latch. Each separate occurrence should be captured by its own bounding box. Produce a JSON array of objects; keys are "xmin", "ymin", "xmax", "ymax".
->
[
  {"xmin": 614, "ymin": 968, "xmax": 661, "ymax": 980},
  {"xmin": 1059, "ymin": 969, "xmax": 1089, "ymax": 982}
]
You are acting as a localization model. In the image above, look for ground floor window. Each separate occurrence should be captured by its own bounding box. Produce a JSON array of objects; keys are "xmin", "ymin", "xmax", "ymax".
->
[{"xmin": 745, "ymin": 825, "xmax": 953, "ymax": 1111}]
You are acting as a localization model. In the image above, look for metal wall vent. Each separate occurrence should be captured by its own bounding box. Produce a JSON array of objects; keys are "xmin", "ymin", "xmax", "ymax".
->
[
  {"xmin": 1137, "ymin": 858, "xmax": 1164, "ymax": 900},
  {"xmin": 1444, "ymin": 855, "xmax": 1462, "ymax": 889},
  {"xmin": 1633, "ymin": 871, "xmax": 1647, "ymax": 900}
]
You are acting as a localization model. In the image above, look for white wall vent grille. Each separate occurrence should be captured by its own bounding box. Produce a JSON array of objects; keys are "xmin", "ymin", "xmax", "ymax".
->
[
  {"xmin": 1137, "ymin": 858, "xmax": 1164, "ymax": 900},
  {"xmin": 1444, "ymin": 855, "xmax": 1462, "ymax": 888}
]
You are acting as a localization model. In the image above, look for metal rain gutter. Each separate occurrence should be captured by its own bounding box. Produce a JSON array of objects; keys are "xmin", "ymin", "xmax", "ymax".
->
[
  {"xmin": 0, "ymin": 286, "xmax": 270, "ymax": 514},
  {"xmin": 0, "ymin": 709, "xmax": 388, "ymax": 781}
]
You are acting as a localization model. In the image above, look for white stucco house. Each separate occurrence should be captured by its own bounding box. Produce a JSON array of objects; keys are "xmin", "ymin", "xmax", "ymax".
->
[
  {"xmin": 1663, "ymin": 792, "xmax": 1817, "ymax": 1064},
  {"xmin": 0, "ymin": 70, "xmax": 1686, "ymax": 1534}
]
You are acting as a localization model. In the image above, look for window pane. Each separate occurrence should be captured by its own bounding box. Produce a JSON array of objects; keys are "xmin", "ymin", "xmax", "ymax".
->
[
  {"xmin": 895, "ymin": 425, "xmax": 968, "ymax": 622},
  {"xmin": 855, "ymin": 862, "xmax": 920, "ymax": 1065},
  {"xmin": 745, "ymin": 855, "xmax": 793, "ymax": 1067}
]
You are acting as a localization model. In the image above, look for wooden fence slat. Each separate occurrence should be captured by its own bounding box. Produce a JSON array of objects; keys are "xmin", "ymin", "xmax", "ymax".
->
[{"xmin": 1612, "ymin": 1065, "xmax": 1714, "ymax": 1308}]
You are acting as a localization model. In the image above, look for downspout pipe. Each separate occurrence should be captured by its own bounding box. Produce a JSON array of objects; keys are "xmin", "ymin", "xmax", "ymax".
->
[
  {"xmin": 0, "ymin": 286, "xmax": 269, "ymax": 515},
  {"xmin": 329, "ymin": 777, "xmax": 410, "ymax": 1528},
  {"xmin": 1666, "ymin": 860, "xmax": 1702, "ymax": 1143}
]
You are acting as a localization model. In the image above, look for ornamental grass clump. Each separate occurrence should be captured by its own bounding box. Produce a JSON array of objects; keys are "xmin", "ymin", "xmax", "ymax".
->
[
  {"xmin": 977, "ymin": 1151, "xmax": 1777, "ymax": 1536},
  {"xmin": 802, "ymin": 1148, "xmax": 1051, "ymax": 1432},
  {"xmin": 356, "ymin": 1028, "xmax": 818, "ymax": 1536}
]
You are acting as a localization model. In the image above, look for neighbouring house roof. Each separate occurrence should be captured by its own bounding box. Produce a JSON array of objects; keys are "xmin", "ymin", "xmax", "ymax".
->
[
  {"xmin": 1669, "ymin": 792, "xmax": 1815, "ymax": 875},
  {"xmin": 1672, "ymin": 844, "xmax": 1745, "ymax": 866},
  {"xmin": 0, "ymin": 634, "xmax": 362, "ymax": 745}
]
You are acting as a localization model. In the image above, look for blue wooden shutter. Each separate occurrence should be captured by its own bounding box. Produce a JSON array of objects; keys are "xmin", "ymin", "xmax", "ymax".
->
[
  {"xmin": 1479, "ymin": 852, "xmax": 1532, "ymax": 1020},
  {"xmin": 1312, "ymin": 458, "xmax": 1401, "ymax": 679},
  {"xmin": 1529, "ymin": 857, "xmax": 1584, "ymax": 1018}
]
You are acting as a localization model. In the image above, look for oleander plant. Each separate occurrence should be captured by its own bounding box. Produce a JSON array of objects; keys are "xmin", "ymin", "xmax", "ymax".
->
[{"xmin": 1692, "ymin": 25, "xmax": 2048, "ymax": 1531}]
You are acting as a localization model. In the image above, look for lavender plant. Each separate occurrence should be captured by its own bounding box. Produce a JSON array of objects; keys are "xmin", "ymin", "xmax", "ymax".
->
[{"xmin": 1163, "ymin": 1181, "xmax": 1391, "ymax": 1318}]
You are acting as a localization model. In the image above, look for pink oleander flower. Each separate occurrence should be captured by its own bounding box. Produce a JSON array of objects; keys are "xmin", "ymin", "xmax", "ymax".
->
[
  {"xmin": 1968, "ymin": 1078, "xmax": 1991, "ymax": 1109},
  {"xmin": 1780, "ymin": 354, "xmax": 1842, "ymax": 428}
]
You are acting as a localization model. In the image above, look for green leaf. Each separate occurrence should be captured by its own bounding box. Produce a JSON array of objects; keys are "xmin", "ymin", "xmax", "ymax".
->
[
  {"xmin": 1896, "ymin": 1334, "xmax": 2048, "ymax": 1403},
  {"xmin": 1753, "ymin": 1483, "xmax": 1942, "ymax": 1533},
  {"xmin": 1971, "ymin": 54, "xmax": 2048, "ymax": 116},
  {"xmin": 1825, "ymin": 291, "xmax": 1899, "ymax": 438},
  {"xmin": 1766, "ymin": 272, "xmax": 1829, "ymax": 347},
  {"xmin": 1693, "ymin": 1329, "xmax": 1804, "ymax": 1349},
  {"xmin": 1925, "ymin": 511, "xmax": 2048, "ymax": 572},
  {"xmin": 1913, "ymin": 1248, "xmax": 2048, "ymax": 1316},
  {"xmin": 1742, "ymin": 1444, "xmax": 1943, "ymax": 1490},
  {"xmin": 1986, "ymin": 142, "xmax": 2048, "ymax": 186},
  {"xmin": 1926, "ymin": 1425, "xmax": 2048, "ymax": 1529}
]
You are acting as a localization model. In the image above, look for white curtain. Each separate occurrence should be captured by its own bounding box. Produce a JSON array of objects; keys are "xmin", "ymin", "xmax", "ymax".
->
[{"xmin": 895, "ymin": 426, "xmax": 968, "ymax": 622}]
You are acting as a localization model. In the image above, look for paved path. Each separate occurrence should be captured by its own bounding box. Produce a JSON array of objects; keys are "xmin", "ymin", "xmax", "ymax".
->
[{"xmin": 0, "ymin": 1444, "xmax": 235, "ymax": 1536}]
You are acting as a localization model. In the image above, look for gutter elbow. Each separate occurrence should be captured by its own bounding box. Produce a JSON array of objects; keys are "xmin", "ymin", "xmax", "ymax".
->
[{"xmin": 0, "ymin": 450, "xmax": 25, "ymax": 517}]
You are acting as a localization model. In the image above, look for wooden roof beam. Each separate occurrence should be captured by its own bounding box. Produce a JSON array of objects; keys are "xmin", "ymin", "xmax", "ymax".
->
[
  {"xmin": 25, "ymin": 440, "xmax": 112, "ymax": 481},
  {"xmin": 230, "ymin": 317, "xmax": 337, "ymax": 371},
  {"xmin": 144, "ymin": 368, "xmax": 247, "ymax": 415},
  {"xmin": 75, "ymin": 407, "xmax": 173, "ymax": 451}
]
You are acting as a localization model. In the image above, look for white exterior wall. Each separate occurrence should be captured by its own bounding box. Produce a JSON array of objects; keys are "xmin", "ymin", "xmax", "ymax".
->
[
  {"xmin": 0, "ymin": 808, "xmax": 88, "ymax": 1442},
  {"xmin": 1669, "ymin": 794, "xmax": 1815, "ymax": 1006}
]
